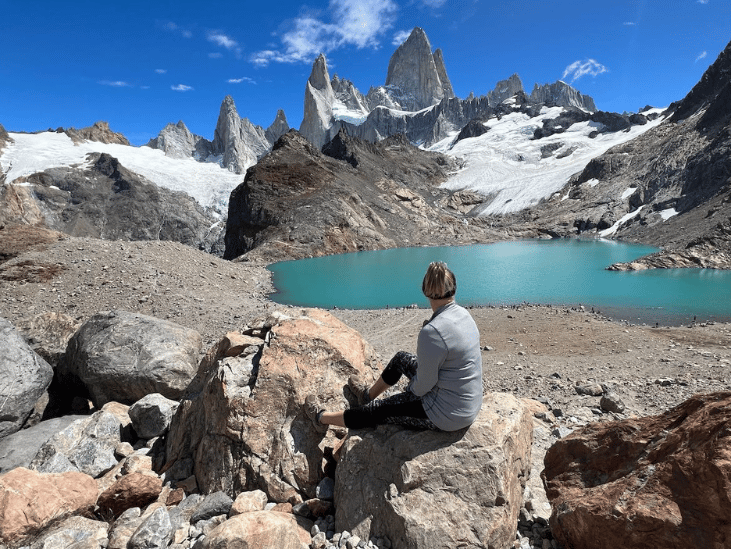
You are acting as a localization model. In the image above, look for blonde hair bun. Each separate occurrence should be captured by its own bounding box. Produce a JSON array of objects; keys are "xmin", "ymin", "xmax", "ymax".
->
[{"xmin": 422, "ymin": 261, "xmax": 456, "ymax": 300}]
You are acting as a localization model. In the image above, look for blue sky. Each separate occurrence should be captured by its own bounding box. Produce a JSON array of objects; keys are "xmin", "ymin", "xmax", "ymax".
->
[{"xmin": 1, "ymin": 0, "xmax": 729, "ymax": 146}]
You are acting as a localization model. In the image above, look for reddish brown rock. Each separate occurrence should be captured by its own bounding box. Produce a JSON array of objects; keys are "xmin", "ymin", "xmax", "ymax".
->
[
  {"xmin": 97, "ymin": 472, "xmax": 163, "ymax": 517},
  {"xmin": 543, "ymin": 391, "xmax": 731, "ymax": 549},
  {"xmin": 0, "ymin": 467, "xmax": 97, "ymax": 543},
  {"xmin": 165, "ymin": 309, "xmax": 381, "ymax": 501},
  {"xmin": 202, "ymin": 511, "xmax": 312, "ymax": 549}
]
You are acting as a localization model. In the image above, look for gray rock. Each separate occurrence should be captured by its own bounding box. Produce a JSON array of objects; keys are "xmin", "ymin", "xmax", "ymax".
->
[
  {"xmin": 299, "ymin": 54, "xmax": 337, "ymax": 149},
  {"xmin": 147, "ymin": 120, "xmax": 213, "ymax": 160},
  {"xmin": 384, "ymin": 27, "xmax": 454, "ymax": 111},
  {"xmin": 128, "ymin": 506, "xmax": 173, "ymax": 549},
  {"xmin": 529, "ymin": 81, "xmax": 597, "ymax": 112},
  {"xmin": 334, "ymin": 393, "xmax": 533, "ymax": 549},
  {"xmin": 212, "ymin": 96, "xmax": 270, "ymax": 174},
  {"xmin": 129, "ymin": 393, "xmax": 179, "ymax": 439},
  {"xmin": 575, "ymin": 383, "xmax": 604, "ymax": 396},
  {"xmin": 600, "ymin": 392, "xmax": 626, "ymax": 414},
  {"xmin": 316, "ymin": 477, "xmax": 335, "ymax": 501},
  {"xmin": 107, "ymin": 507, "xmax": 142, "ymax": 549},
  {"xmin": 191, "ymin": 492, "xmax": 234, "ymax": 524},
  {"xmin": 29, "ymin": 516, "xmax": 109, "ymax": 549},
  {"xmin": 265, "ymin": 109, "xmax": 290, "ymax": 145},
  {"xmin": 0, "ymin": 317, "xmax": 54, "ymax": 439},
  {"xmin": 0, "ymin": 415, "xmax": 85, "ymax": 473},
  {"xmin": 29, "ymin": 410, "xmax": 122, "ymax": 478},
  {"xmin": 59, "ymin": 310, "xmax": 201, "ymax": 407}
]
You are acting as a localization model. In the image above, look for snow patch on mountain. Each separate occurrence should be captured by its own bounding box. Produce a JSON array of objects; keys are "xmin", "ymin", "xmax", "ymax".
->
[
  {"xmin": 431, "ymin": 107, "xmax": 666, "ymax": 215},
  {"xmin": 1, "ymin": 132, "xmax": 244, "ymax": 215}
]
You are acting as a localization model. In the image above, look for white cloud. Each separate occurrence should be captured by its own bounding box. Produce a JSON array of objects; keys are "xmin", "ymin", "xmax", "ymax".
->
[
  {"xmin": 207, "ymin": 31, "xmax": 242, "ymax": 57},
  {"xmin": 208, "ymin": 32, "xmax": 238, "ymax": 50},
  {"xmin": 251, "ymin": 0, "xmax": 397, "ymax": 66},
  {"xmin": 392, "ymin": 29, "xmax": 411, "ymax": 45},
  {"xmin": 421, "ymin": 0, "xmax": 447, "ymax": 7},
  {"xmin": 163, "ymin": 21, "xmax": 192, "ymax": 38},
  {"xmin": 561, "ymin": 59, "xmax": 609, "ymax": 82},
  {"xmin": 98, "ymin": 80, "xmax": 132, "ymax": 87},
  {"xmin": 228, "ymin": 77, "xmax": 256, "ymax": 84},
  {"xmin": 171, "ymin": 84, "xmax": 193, "ymax": 92},
  {"xmin": 623, "ymin": 21, "xmax": 636, "ymax": 26},
  {"xmin": 696, "ymin": 50, "xmax": 708, "ymax": 62},
  {"xmin": 697, "ymin": 0, "xmax": 709, "ymax": 4},
  {"xmin": 155, "ymin": 69, "xmax": 167, "ymax": 74}
]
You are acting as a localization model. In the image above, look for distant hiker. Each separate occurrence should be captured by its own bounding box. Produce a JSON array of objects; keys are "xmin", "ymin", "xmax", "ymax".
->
[{"xmin": 306, "ymin": 261, "xmax": 483, "ymax": 431}]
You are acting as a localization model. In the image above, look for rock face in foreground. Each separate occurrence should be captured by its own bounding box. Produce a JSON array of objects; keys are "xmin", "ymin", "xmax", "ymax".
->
[
  {"xmin": 58, "ymin": 310, "xmax": 202, "ymax": 407},
  {"xmin": 543, "ymin": 392, "xmax": 731, "ymax": 549},
  {"xmin": 0, "ymin": 316, "xmax": 53, "ymax": 439},
  {"xmin": 334, "ymin": 393, "xmax": 533, "ymax": 549},
  {"xmin": 165, "ymin": 309, "xmax": 381, "ymax": 501}
]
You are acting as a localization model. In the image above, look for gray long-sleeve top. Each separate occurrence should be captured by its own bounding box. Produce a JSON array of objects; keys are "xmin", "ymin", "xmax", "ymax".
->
[{"xmin": 407, "ymin": 301, "xmax": 483, "ymax": 431}]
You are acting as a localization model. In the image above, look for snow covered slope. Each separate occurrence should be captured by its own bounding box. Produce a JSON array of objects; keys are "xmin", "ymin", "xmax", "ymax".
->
[
  {"xmin": 0, "ymin": 132, "xmax": 245, "ymax": 216},
  {"xmin": 430, "ymin": 106, "xmax": 666, "ymax": 215}
]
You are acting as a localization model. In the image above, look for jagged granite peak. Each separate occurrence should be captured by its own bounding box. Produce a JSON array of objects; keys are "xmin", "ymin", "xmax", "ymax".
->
[
  {"xmin": 213, "ymin": 95, "xmax": 270, "ymax": 174},
  {"xmin": 433, "ymin": 48, "xmax": 455, "ymax": 99},
  {"xmin": 300, "ymin": 54, "xmax": 337, "ymax": 149},
  {"xmin": 486, "ymin": 74, "xmax": 525, "ymax": 106},
  {"xmin": 529, "ymin": 81, "xmax": 597, "ymax": 112},
  {"xmin": 331, "ymin": 75, "xmax": 371, "ymax": 120},
  {"xmin": 384, "ymin": 27, "xmax": 454, "ymax": 111},
  {"xmin": 147, "ymin": 120, "xmax": 213, "ymax": 160},
  {"xmin": 265, "ymin": 109, "xmax": 290, "ymax": 145}
]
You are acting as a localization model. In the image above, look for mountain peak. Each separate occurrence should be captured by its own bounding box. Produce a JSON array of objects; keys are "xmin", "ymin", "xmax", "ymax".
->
[{"xmin": 385, "ymin": 27, "xmax": 454, "ymax": 111}]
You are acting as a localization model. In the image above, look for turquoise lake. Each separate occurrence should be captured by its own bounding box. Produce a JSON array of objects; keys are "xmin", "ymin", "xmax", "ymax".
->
[{"xmin": 267, "ymin": 240, "xmax": 731, "ymax": 325}]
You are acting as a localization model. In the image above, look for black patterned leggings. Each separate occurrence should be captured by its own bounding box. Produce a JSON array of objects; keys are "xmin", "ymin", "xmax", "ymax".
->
[{"xmin": 342, "ymin": 351, "xmax": 439, "ymax": 430}]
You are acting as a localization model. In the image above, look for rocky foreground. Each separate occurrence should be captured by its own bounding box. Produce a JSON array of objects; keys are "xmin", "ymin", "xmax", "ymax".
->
[{"xmin": 1, "ymin": 231, "xmax": 730, "ymax": 548}]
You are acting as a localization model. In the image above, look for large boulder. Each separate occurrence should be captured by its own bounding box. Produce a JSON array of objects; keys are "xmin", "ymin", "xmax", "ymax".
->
[
  {"xmin": 0, "ymin": 467, "xmax": 98, "ymax": 544},
  {"xmin": 29, "ymin": 410, "xmax": 123, "ymax": 478},
  {"xmin": 0, "ymin": 317, "xmax": 54, "ymax": 439},
  {"xmin": 59, "ymin": 310, "xmax": 202, "ymax": 406},
  {"xmin": 0, "ymin": 415, "xmax": 86, "ymax": 473},
  {"xmin": 543, "ymin": 391, "xmax": 731, "ymax": 549},
  {"xmin": 334, "ymin": 392, "xmax": 533, "ymax": 549},
  {"xmin": 202, "ymin": 511, "xmax": 312, "ymax": 549},
  {"xmin": 28, "ymin": 515, "xmax": 110, "ymax": 549},
  {"xmin": 165, "ymin": 309, "xmax": 381, "ymax": 501}
]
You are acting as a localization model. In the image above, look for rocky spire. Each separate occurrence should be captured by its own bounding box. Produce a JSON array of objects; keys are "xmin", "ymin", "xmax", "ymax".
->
[
  {"xmin": 299, "ymin": 54, "xmax": 336, "ymax": 149},
  {"xmin": 432, "ymin": 48, "xmax": 455, "ymax": 99},
  {"xmin": 265, "ymin": 109, "xmax": 290, "ymax": 145},
  {"xmin": 212, "ymin": 95, "xmax": 270, "ymax": 174},
  {"xmin": 384, "ymin": 27, "xmax": 454, "ymax": 111}
]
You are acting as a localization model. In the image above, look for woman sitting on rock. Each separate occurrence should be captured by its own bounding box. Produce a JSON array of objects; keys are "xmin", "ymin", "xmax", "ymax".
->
[{"xmin": 306, "ymin": 261, "xmax": 483, "ymax": 431}]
